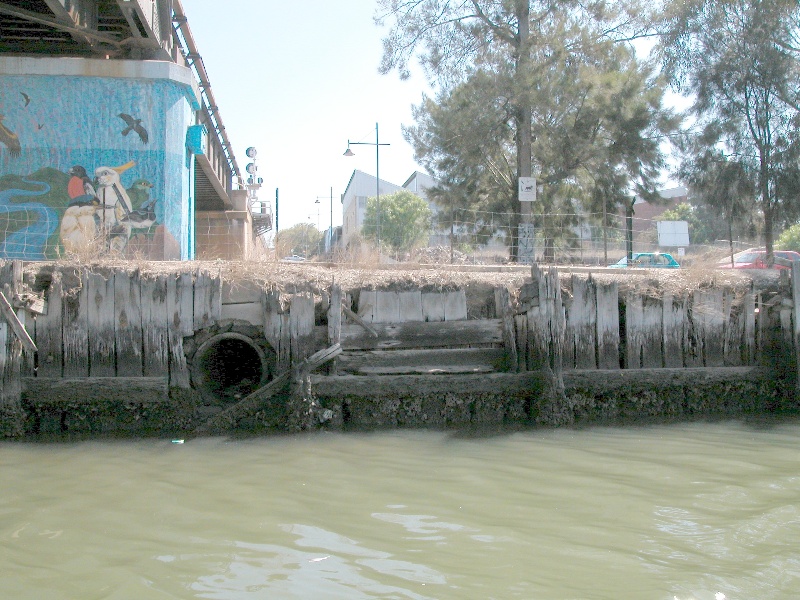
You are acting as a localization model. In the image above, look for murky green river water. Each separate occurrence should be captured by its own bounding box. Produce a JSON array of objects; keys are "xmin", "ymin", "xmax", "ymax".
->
[{"xmin": 2, "ymin": 419, "xmax": 800, "ymax": 599}]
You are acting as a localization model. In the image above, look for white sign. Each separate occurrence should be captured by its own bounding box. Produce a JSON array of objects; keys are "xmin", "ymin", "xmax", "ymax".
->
[
  {"xmin": 519, "ymin": 177, "xmax": 536, "ymax": 202},
  {"xmin": 657, "ymin": 220, "xmax": 690, "ymax": 247}
]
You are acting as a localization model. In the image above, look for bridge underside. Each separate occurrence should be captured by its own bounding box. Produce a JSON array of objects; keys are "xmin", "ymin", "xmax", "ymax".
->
[{"xmin": 0, "ymin": 0, "xmax": 174, "ymax": 60}]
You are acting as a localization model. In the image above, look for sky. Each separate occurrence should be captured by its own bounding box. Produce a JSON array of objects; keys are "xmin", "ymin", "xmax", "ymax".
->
[{"xmin": 178, "ymin": 0, "xmax": 431, "ymax": 234}]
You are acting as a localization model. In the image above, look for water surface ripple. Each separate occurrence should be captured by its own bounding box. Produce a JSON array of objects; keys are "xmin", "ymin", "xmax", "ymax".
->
[{"xmin": 2, "ymin": 419, "xmax": 800, "ymax": 599}]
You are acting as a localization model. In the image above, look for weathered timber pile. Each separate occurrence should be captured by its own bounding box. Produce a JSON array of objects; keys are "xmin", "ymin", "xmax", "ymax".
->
[{"xmin": 0, "ymin": 258, "xmax": 796, "ymax": 438}]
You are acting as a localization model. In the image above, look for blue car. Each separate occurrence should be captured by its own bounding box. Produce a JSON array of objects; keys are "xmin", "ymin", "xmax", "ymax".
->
[{"xmin": 610, "ymin": 252, "xmax": 681, "ymax": 268}]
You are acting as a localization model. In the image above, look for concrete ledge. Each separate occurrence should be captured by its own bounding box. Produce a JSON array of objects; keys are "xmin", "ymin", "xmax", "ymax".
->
[{"xmin": 0, "ymin": 57, "xmax": 201, "ymax": 108}]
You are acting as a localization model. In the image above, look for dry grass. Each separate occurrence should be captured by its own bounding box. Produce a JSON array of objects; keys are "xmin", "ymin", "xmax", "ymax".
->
[{"xmin": 19, "ymin": 253, "xmax": 779, "ymax": 301}]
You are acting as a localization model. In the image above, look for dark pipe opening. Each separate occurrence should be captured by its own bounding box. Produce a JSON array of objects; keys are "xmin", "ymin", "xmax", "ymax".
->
[{"xmin": 196, "ymin": 335, "xmax": 267, "ymax": 403}]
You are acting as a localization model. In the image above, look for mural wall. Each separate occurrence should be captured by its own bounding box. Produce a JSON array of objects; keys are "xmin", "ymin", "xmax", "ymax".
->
[{"xmin": 0, "ymin": 59, "xmax": 199, "ymax": 260}]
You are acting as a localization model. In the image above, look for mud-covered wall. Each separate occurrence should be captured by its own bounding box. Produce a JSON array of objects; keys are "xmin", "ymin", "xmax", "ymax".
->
[{"xmin": 0, "ymin": 262, "xmax": 796, "ymax": 437}]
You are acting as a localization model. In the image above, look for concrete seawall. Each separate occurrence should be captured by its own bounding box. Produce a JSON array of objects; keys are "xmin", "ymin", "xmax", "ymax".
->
[{"xmin": 0, "ymin": 260, "xmax": 796, "ymax": 437}]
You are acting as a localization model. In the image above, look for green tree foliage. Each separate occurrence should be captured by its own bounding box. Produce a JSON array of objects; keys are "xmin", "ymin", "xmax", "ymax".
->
[
  {"xmin": 677, "ymin": 150, "xmax": 758, "ymax": 246},
  {"xmin": 655, "ymin": 202, "xmax": 733, "ymax": 245},
  {"xmin": 658, "ymin": 0, "xmax": 800, "ymax": 261},
  {"xmin": 777, "ymin": 223, "xmax": 800, "ymax": 252},
  {"xmin": 275, "ymin": 223, "xmax": 322, "ymax": 258},
  {"xmin": 361, "ymin": 190, "xmax": 432, "ymax": 253},
  {"xmin": 378, "ymin": 0, "xmax": 675, "ymax": 260}
]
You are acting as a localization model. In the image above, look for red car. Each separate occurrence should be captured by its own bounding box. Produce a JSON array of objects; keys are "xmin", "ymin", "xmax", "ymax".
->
[{"xmin": 717, "ymin": 249, "xmax": 800, "ymax": 269}]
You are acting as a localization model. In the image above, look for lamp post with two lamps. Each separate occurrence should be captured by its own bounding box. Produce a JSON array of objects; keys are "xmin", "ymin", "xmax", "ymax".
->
[{"xmin": 344, "ymin": 123, "xmax": 389, "ymax": 251}]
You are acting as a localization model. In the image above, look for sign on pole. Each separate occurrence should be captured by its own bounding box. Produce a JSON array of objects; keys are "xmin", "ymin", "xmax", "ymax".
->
[{"xmin": 519, "ymin": 177, "xmax": 536, "ymax": 202}]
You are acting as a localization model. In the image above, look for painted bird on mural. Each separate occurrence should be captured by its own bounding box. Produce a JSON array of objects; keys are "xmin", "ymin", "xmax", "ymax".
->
[
  {"xmin": 122, "ymin": 196, "xmax": 158, "ymax": 229},
  {"xmin": 95, "ymin": 161, "xmax": 136, "ymax": 252},
  {"xmin": 118, "ymin": 113, "xmax": 149, "ymax": 143},
  {"xmin": 126, "ymin": 179, "xmax": 153, "ymax": 210},
  {"xmin": 67, "ymin": 165, "xmax": 97, "ymax": 206},
  {"xmin": 20, "ymin": 92, "xmax": 31, "ymax": 107},
  {"xmin": 122, "ymin": 180, "xmax": 158, "ymax": 229},
  {"xmin": 0, "ymin": 114, "xmax": 21, "ymax": 157}
]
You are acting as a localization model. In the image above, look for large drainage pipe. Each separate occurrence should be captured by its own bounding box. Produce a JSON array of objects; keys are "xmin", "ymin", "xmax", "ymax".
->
[{"xmin": 190, "ymin": 332, "xmax": 273, "ymax": 404}]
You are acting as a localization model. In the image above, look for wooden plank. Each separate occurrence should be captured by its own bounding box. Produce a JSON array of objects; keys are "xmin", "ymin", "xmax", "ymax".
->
[
  {"xmin": 527, "ymin": 306, "xmax": 547, "ymax": 370},
  {"xmin": 87, "ymin": 271, "xmax": 115, "ymax": 378},
  {"xmin": 375, "ymin": 291, "xmax": 400, "ymax": 323},
  {"xmin": 222, "ymin": 280, "xmax": 262, "ymax": 304},
  {"xmin": 328, "ymin": 284, "xmax": 342, "ymax": 374},
  {"xmin": 0, "ymin": 260, "xmax": 33, "ymax": 378},
  {"xmin": 743, "ymin": 292, "xmax": 756, "ymax": 365},
  {"xmin": 641, "ymin": 296, "xmax": 664, "ymax": 368},
  {"xmin": 756, "ymin": 293, "xmax": 765, "ymax": 359},
  {"xmin": 0, "ymin": 320, "xmax": 22, "ymax": 418},
  {"xmin": 221, "ymin": 301, "xmax": 264, "ymax": 325},
  {"xmin": 0, "ymin": 292, "xmax": 36, "ymax": 353},
  {"xmin": 357, "ymin": 290, "xmax": 377, "ymax": 323},
  {"xmin": 693, "ymin": 288, "xmax": 725, "ymax": 367},
  {"xmin": 341, "ymin": 319, "xmax": 503, "ymax": 351},
  {"xmin": 62, "ymin": 269, "xmax": 89, "ymax": 378},
  {"xmin": 398, "ymin": 291, "xmax": 423, "ymax": 323},
  {"xmin": 625, "ymin": 293, "xmax": 643, "ymax": 368},
  {"xmin": 546, "ymin": 267, "xmax": 566, "ymax": 377},
  {"xmin": 724, "ymin": 290, "xmax": 743, "ymax": 366},
  {"xmin": 421, "ymin": 292, "xmax": 446, "ymax": 322},
  {"xmin": 114, "ymin": 270, "xmax": 143, "ymax": 377},
  {"xmin": 595, "ymin": 281, "xmax": 620, "ymax": 370},
  {"xmin": 166, "ymin": 272, "xmax": 193, "ymax": 389},
  {"xmin": 35, "ymin": 270, "xmax": 63, "ymax": 378},
  {"xmin": 494, "ymin": 287, "xmax": 517, "ymax": 372},
  {"xmin": 197, "ymin": 344, "xmax": 341, "ymax": 433},
  {"xmin": 338, "ymin": 348, "xmax": 506, "ymax": 375},
  {"xmin": 342, "ymin": 303, "xmax": 379, "ymax": 337},
  {"xmin": 196, "ymin": 372, "xmax": 291, "ymax": 433},
  {"xmin": 514, "ymin": 313, "xmax": 528, "ymax": 371},
  {"xmin": 444, "ymin": 291, "xmax": 467, "ymax": 321},
  {"xmin": 567, "ymin": 276, "xmax": 596, "ymax": 369},
  {"xmin": 0, "ymin": 322, "xmax": 9, "ymax": 404},
  {"xmin": 328, "ymin": 285, "xmax": 342, "ymax": 345},
  {"xmin": 289, "ymin": 293, "xmax": 315, "ymax": 364},
  {"xmin": 662, "ymin": 294, "xmax": 686, "ymax": 368},
  {"xmin": 193, "ymin": 269, "xmax": 221, "ymax": 331},
  {"xmin": 141, "ymin": 274, "xmax": 169, "ymax": 378},
  {"xmin": 262, "ymin": 290, "xmax": 281, "ymax": 352}
]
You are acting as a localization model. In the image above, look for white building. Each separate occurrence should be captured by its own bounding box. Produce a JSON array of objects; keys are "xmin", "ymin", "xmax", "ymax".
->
[{"xmin": 340, "ymin": 169, "xmax": 447, "ymax": 249}]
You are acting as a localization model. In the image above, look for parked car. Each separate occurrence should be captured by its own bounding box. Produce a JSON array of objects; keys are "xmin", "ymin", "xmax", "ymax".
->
[
  {"xmin": 280, "ymin": 255, "xmax": 307, "ymax": 263},
  {"xmin": 609, "ymin": 252, "xmax": 681, "ymax": 268},
  {"xmin": 717, "ymin": 249, "xmax": 800, "ymax": 269}
]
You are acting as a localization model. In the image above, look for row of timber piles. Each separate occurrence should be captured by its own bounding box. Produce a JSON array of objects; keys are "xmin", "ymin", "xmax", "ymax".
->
[{"xmin": 0, "ymin": 260, "xmax": 798, "ymax": 437}]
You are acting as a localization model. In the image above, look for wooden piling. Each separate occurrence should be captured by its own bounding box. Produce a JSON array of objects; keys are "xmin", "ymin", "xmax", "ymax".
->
[
  {"xmin": 87, "ymin": 271, "xmax": 116, "ymax": 377},
  {"xmin": 114, "ymin": 269, "xmax": 143, "ymax": 377},
  {"xmin": 595, "ymin": 281, "xmax": 620, "ymax": 370},
  {"xmin": 141, "ymin": 274, "xmax": 169, "ymax": 377},
  {"xmin": 567, "ymin": 275, "xmax": 597, "ymax": 370},
  {"xmin": 35, "ymin": 270, "xmax": 64, "ymax": 378},
  {"xmin": 62, "ymin": 268, "xmax": 89, "ymax": 378},
  {"xmin": 166, "ymin": 272, "xmax": 193, "ymax": 389},
  {"xmin": 328, "ymin": 284, "xmax": 342, "ymax": 374},
  {"xmin": 494, "ymin": 286, "xmax": 518, "ymax": 372}
]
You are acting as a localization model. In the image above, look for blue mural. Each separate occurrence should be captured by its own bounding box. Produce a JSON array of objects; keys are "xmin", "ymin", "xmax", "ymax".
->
[{"xmin": 0, "ymin": 68, "xmax": 196, "ymax": 260}]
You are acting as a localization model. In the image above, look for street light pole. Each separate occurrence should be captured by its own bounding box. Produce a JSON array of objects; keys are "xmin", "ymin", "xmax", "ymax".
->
[{"xmin": 344, "ymin": 122, "xmax": 389, "ymax": 252}]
